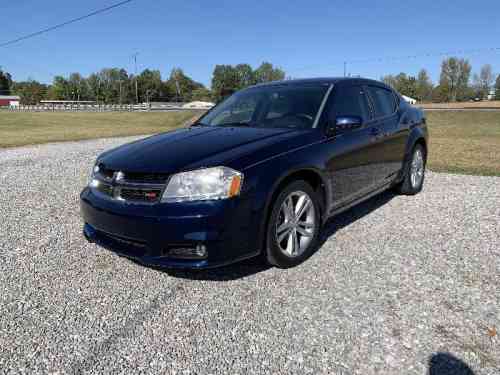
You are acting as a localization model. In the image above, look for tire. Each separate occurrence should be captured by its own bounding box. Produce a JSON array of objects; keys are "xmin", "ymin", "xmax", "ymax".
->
[
  {"xmin": 395, "ymin": 143, "xmax": 426, "ymax": 195},
  {"xmin": 265, "ymin": 180, "xmax": 321, "ymax": 268}
]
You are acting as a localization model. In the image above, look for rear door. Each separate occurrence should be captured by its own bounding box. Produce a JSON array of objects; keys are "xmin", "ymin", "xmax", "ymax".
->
[
  {"xmin": 323, "ymin": 84, "xmax": 384, "ymax": 209},
  {"xmin": 365, "ymin": 85, "xmax": 406, "ymax": 185}
]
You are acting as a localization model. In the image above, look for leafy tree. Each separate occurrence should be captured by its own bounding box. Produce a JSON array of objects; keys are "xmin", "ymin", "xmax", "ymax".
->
[
  {"xmin": 211, "ymin": 62, "xmax": 286, "ymax": 101},
  {"xmin": 166, "ymin": 68, "xmax": 204, "ymax": 102},
  {"xmin": 11, "ymin": 80, "xmax": 48, "ymax": 105},
  {"xmin": 234, "ymin": 64, "xmax": 255, "ymax": 89},
  {"xmin": 137, "ymin": 69, "xmax": 163, "ymax": 103},
  {"xmin": 381, "ymin": 73, "xmax": 418, "ymax": 99},
  {"xmin": 431, "ymin": 85, "xmax": 448, "ymax": 103},
  {"xmin": 99, "ymin": 68, "xmax": 129, "ymax": 103},
  {"xmin": 416, "ymin": 69, "xmax": 434, "ymax": 102},
  {"xmin": 48, "ymin": 76, "xmax": 71, "ymax": 100},
  {"xmin": 190, "ymin": 87, "xmax": 212, "ymax": 102},
  {"xmin": 472, "ymin": 64, "xmax": 494, "ymax": 100},
  {"xmin": 480, "ymin": 64, "xmax": 494, "ymax": 91},
  {"xmin": 439, "ymin": 57, "xmax": 472, "ymax": 102},
  {"xmin": 86, "ymin": 73, "xmax": 103, "ymax": 103},
  {"xmin": 495, "ymin": 75, "xmax": 500, "ymax": 101},
  {"xmin": 0, "ymin": 69, "xmax": 13, "ymax": 95},
  {"xmin": 211, "ymin": 65, "xmax": 240, "ymax": 101},
  {"xmin": 381, "ymin": 74, "xmax": 398, "ymax": 89},
  {"xmin": 85, "ymin": 68, "xmax": 132, "ymax": 104},
  {"xmin": 68, "ymin": 73, "xmax": 90, "ymax": 101},
  {"xmin": 472, "ymin": 74, "xmax": 485, "ymax": 100},
  {"xmin": 254, "ymin": 62, "xmax": 285, "ymax": 84}
]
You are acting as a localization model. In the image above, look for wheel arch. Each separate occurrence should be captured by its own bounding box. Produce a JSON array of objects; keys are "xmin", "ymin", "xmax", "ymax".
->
[
  {"xmin": 257, "ymin": 167, "xmax": 329, "ymax": 254},
  {"xmin": 399, "ymin": 127, "xmax": 428, "ymax": 182}
]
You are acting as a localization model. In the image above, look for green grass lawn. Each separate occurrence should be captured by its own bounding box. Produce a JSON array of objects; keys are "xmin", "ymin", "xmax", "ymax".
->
[
  {"xmin": 0, "ymin": 110, "xmax": 499, "ymax": 176},
  {"xmin": 0, "ymin": 111, "xmax": 201, "ymax": 148},
  {"xmin": 426, "ymin": 111, "xmax": 500, "ymax": 176}
]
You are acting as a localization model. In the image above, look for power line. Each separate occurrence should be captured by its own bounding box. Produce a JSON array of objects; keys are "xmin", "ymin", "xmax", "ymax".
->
[
  {"xmin": 0, "ymin": 0, "xmax": 135, "ymax": 48},
  {"xmin": 292, "ymin": 46, "xmax": 500, "ymax": 75},
  {"xmin": 347, "ymin": 47, "xmax": 500, "ymax": 65}
]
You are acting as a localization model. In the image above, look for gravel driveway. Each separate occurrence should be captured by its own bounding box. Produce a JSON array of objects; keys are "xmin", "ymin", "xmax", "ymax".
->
[{"xmin": 1, "ymin": 136, "xmax": 499, "ymax": 374}]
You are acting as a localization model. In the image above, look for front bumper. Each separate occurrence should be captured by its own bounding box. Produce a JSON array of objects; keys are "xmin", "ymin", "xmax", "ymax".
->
[{"xmin": 80, "ymin": 187, "xmax": 258, "ymax": 269}]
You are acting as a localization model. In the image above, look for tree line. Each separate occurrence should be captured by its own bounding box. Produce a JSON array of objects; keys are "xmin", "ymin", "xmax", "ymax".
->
[
  {"xmin": 0, "ymin": 62, "xmax": 285, "ymax": 105},
  {"xmin": 382, "ymin": 58, "xmax": 500, "ymax": 103},
  {"xmin": 2, "ymin": 58, "xmax": 499, "ymax": 105}
]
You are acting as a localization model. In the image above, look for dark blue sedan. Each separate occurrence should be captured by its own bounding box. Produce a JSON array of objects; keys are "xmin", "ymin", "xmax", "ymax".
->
[{"xmin": 81, "ymin": 78, "xmax": 428, "ymax": 269}]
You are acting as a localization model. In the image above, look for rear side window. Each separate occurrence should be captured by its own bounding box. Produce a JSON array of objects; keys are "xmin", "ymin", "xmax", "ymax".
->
[
  {"xmin": 367, "ymin": 86, "xmax": 397, "ymax": 118},
  {"xmin": 330, "ymin": 85, "xmax": 371, "ymax": 122}
]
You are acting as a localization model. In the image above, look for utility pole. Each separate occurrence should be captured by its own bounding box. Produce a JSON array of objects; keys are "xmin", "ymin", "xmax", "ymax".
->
[
  {"xmin": 118, "ymin": 79, "xmax": 122, "ymax": 105},
  {"xmin": 96, "ymin": 77, "xmax": 100, "ymax": 106},
  {"xmin": 343, "ymin": 61, "xmax": 347, "ymax": 77},
  {"xmin": 175, "ymin": 78, "xmax": 181, "ymax": 102},
  {"xmin": 132, "ymin": 52, "xmax": 139, "ymax": 104}
]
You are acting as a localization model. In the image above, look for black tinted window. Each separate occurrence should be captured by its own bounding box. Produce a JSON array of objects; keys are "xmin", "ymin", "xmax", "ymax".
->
[
  {"xmin": 330, "ymin": 86, "xmax": 370, "ymax": 122},
  {"xmin": 368, "ymin": 86, "xmax": 396, "ymax": 118}
]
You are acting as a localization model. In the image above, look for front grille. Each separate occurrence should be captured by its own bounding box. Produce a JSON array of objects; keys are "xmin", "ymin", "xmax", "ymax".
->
[
  {"xmin": 119, "ymin": 188, "xmax": 162, "ymax": 203},
  {"xmin": 121, "ymin": 172, "xmax": 169, "ymax": 184},
  {"xmin": 96, "ymin": 182, "xmax": 113, "ymax": 196},
  {"xmin": 92, "ymin": 165, "xmax": 167, "ymax": 204},
  {"xmin": 96, "ymin": 164, "xmax": 168, "ymax": 184}
]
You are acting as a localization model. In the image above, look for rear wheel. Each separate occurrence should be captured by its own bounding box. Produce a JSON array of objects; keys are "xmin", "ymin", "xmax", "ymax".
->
[
  {"xmin": 396, "ymin": 144, "xmax": 426, "ymax": 195},
  {"xmin": 265, "ymin": 180, "xmax": 321, "ymax": 268}
]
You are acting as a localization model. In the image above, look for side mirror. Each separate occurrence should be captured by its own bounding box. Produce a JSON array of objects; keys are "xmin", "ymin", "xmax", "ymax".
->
[{"xmin": 326, "ymin": 116, "xmax": 363, "ymax": 136}]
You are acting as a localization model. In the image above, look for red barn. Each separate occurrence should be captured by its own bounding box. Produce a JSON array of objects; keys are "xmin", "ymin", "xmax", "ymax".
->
[{"xmin": 0, "ymin": 95, "xmax": 20, "ymax": 107}]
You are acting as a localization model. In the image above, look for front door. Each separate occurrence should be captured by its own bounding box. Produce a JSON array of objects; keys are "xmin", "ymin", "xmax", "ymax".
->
[{"xmin": 323, "ymin": 84, "xmax": 386, "ymax": 211}]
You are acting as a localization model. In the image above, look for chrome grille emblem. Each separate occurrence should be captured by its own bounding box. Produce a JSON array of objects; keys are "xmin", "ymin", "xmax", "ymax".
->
[
  {"xmin": 111, "ymin": 171, "xmax": 124, "ymax": 199},
  {"xmin": 114, "ymin": 171, "xmax": 125, "ymax": 182}
]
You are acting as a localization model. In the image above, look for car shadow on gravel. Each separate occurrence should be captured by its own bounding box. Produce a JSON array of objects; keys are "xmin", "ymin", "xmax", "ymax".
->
[
  {"xmin": 428, "ymin": 353, "xmax": 475, "ymax": 375},
  {"xmin": 157, "ymin": 190, "xmax": 397, "ymax": 281},
  {"xmin": 317, "ymin": 189, "xmax": 396, "ymax": 248}
]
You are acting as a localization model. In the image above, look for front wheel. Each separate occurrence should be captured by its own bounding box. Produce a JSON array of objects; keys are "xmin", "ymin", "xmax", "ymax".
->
[
  {"xmin": 396, "ymin": 144, "xmax": 426, "ymax": 195},
  {"xmin": 265, "ymin": 180, "xmax": 321, "ymax": 268}
]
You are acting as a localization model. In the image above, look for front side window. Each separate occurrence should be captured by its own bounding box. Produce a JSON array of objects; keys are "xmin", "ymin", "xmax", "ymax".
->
[
  {"xmin": 199, "ymin": 84, "xmax": 329, "ymax": 129},
  {"xmin": 329, "ymin": 85, "xmax": 371, "ymax": 122},
  {"xmin": 367, "ymin": 86, "xmax": 397, "ymax": 118}
]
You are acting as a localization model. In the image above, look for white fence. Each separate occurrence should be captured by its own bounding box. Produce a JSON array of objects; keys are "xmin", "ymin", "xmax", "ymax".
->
[{"xmin": 3, "ymin": 103, "xmax": 191, "ymax": 112}]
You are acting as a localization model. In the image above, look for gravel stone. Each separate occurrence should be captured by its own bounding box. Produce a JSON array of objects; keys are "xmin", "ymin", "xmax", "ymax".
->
[{"xmin": 0, "ymin": 136, "xmax": 499, "ymax": 374}]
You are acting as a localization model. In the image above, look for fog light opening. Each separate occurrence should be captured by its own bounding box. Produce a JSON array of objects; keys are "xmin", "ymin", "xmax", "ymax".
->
[
  {"xmin": 167, "ymin": 244, "xmax": 208, "ymax": 260},
  {"xmin": 195, "ymin": 244, "xmax": 207, "ymax": 258}
]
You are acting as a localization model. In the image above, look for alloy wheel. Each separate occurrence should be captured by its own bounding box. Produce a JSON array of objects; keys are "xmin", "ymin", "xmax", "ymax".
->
[
  {"xmin": 275, "ymin": 191, "xmax": 316, "ymax": 257},
  {"xmin": 410, "ymin": 148, "xmax": 425, "ymax": 189}
]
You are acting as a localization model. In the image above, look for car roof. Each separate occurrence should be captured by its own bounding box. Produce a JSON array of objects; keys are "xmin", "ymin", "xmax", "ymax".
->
[{"xmin": 249, "ymin": 77, "xmax": 391, "ymax": 90}]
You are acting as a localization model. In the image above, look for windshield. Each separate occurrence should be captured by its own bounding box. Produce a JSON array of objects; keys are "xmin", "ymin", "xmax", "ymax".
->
[{"xmin": 198, "ymin": 84, "xmax": 330, "ymax": 129}]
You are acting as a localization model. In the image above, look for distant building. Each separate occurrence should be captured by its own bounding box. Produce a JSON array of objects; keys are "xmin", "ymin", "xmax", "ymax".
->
[
  {"xmin": 402, "ymin": 95, "xmax": 417, "ymax": 105},
  {"xmin": 487, "ymin": 89, "xmax": 495, "ymax": 101},
  {"xmin": 0, "ymin": 95, "xmax": 20, "ymax": 108},
  {"xmin": 182, "ymin": 101, "xmax": 215, "ymax": 110}
]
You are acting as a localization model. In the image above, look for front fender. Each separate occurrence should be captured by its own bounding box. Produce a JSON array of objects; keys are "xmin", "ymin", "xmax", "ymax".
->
[{"xmin": 242, "ymin": 143, "xmax": 330, "ymax": 253}]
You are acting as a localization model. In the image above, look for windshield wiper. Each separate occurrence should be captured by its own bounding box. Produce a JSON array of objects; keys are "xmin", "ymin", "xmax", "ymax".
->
[{"xmin": 216, "ymin": 122, "xmax": 251, "ymax": 127}]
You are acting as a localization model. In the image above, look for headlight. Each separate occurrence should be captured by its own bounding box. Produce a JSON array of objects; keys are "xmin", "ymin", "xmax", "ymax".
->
[
  {"xmin": 161, "ymin": 166, "xmax": 243, "ymax": 203},
  {"xmin": 88, "ymin": 162, "xmax": 100, "ymax": 187}
]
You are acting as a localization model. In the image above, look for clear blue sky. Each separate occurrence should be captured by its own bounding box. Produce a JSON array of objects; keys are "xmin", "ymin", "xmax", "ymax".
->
[{"xmin": 2, "ymin": 0, "xmax": 499, "ymax": 87}]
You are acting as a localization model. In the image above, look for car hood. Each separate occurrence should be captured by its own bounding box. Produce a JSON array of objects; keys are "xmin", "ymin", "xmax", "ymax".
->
[{"xmin": 98, "ymin": 126, "xmax": 312, "ymax": 173}]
